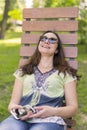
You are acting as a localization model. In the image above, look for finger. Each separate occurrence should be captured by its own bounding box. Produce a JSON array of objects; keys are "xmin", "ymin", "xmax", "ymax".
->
[
  {"xmin": 12, "ymin": 105, "xmax": 22, "ymax": 110},
  {"xmin": 28, "ymin": 110, "xmax": 43, "ymax": 118},
  {"xmin": 34, "ymin": 106, "xmax": 44, "ymax": 111},
  {"xmin": 20, "ymin": 115, "xmax": 28, "ymax": 120},
  {"xmin": 20, "ymin": 111, "xmax": 33, "ymax": 120}
]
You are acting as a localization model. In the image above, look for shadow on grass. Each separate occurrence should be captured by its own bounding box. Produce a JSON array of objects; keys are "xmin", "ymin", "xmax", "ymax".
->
[{"xmin": 5, "ymin": 31, "xmax": 23, "ymax": 39}]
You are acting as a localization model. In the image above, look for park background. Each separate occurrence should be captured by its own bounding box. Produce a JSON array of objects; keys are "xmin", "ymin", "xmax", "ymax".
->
[{"xmin": 0, "ymin": 0, "xmax": 87, "ymax": 129}]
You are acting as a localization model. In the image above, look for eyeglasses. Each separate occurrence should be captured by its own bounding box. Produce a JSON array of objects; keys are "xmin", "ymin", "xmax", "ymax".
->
[{"xmin": 40, "ymin": 36, "xmax": 58, "ymax": 44}]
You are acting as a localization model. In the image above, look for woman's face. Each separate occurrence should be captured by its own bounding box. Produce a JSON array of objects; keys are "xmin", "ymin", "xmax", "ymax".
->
[{"xmin": 38, "ymin": 32, "xmax": 58, "ymax": 56}]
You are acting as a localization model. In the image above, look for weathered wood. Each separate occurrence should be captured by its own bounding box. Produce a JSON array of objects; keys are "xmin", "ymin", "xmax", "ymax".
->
[
  {"xmin": 21, "ymin": 33, "xmax": 78, "ymax": 45},
  {"xmin": 22, "ymin": 20, "xmax": 78, "ymax": 32},
  {"xmin": 20, "ymin": 46, "xmax": 77, "ymax": 58},
  {"xmin": 23, "ymin": 7, "xmax": 78, "ymax": 19}
]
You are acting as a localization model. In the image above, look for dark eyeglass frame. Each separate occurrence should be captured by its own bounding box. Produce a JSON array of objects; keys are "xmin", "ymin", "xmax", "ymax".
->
[{"xmin": 40, "ymin": 36, "xmax": 58, "ymax": 44}]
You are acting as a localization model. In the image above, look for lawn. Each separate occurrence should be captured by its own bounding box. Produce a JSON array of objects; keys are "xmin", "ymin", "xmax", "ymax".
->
[
  {"xmin": 0, "ymin": 31, "xmax": 87, "ymax": 129},
  {"xmin": 0, "ymin": 31, "xmax": 21, "ymax": 120}
]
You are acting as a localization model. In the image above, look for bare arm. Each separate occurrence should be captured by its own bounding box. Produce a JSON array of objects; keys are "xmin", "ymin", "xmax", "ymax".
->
[
  {"xmin": 54, "ymin": 80, "xmax": 78, "ymax": 118},
  {"xmin": 8, "ymin": 78, "xmax": 23, "ymax": 111}
]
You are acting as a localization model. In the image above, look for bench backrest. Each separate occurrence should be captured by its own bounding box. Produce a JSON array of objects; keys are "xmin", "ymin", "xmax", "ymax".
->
[{"xmin": 19, "ymin": 7, "xmax": 78, "ymax": 70}]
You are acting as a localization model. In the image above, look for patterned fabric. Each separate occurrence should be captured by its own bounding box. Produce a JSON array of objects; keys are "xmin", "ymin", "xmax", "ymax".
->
[
  {"xmin": 34, "ymin": 67, "xmax": 57, "ymax": 88},
  {"xmin": 13, "ymin": 67, "xmax": 77, "ymax": 126}
]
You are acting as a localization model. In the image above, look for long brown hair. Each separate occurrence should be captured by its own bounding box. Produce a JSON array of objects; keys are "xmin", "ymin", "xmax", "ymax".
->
[{"xmin": 20, "ymin": 31, "xmax": 80, "ymax": 80}]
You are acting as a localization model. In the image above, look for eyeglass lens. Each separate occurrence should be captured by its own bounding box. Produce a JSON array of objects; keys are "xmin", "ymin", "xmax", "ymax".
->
[{"xmin": 40, "ymin": 36, "xmax": 57, "ymax": 44}]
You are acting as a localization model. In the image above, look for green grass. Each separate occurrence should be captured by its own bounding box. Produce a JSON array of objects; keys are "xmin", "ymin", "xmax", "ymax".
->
[
  {"xmin": 0, "ymin": 31, "xmax": 87, "ymax": 129},
  {"xmin": 75, "ymin": 60, "xmax": 87, "ymax": 128},
  {"xmin": 0, "ymin": 31, "xmax": 21, "ymax": 120}
]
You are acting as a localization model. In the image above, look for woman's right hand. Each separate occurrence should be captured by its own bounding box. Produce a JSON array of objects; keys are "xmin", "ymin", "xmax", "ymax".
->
[{"xmin": 8, "ymin": 102, "xmax": 22, "ymax": 113}]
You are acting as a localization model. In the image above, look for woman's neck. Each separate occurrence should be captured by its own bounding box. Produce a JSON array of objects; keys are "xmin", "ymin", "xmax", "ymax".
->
[{"xmin": 38, "ymin": 57, "xmax": 53, "ymax": 72}]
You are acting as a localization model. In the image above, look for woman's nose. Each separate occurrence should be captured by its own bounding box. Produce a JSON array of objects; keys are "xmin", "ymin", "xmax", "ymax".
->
[{"xmin": 44, "ymin": 39, "xmax": 50, "ymax": 44}]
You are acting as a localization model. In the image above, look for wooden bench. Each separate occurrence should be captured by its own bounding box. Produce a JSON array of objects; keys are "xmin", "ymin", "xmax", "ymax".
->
[{"xmin": 19, "ymin": 7, "xmax": 78, "ymax": 130}]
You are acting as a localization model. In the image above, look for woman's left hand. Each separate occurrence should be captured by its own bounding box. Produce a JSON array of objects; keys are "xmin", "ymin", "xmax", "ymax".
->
[{"xmin": 28, "ymin": 105, "xmax": 56, "ymax": 118}]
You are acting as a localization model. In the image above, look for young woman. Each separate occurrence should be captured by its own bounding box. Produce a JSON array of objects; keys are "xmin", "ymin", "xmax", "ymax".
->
[{"xmin": 0, "ymin": 31, "xmax": 79, "ymax": 130}]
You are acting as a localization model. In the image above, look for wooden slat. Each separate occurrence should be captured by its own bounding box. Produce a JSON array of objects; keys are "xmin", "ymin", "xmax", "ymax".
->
[
  {"xmin": 21, "ymin": 33, "xmax": 78, "ymax": 44},
  {"xmin": 64, "ymin": 47, "xmax": 77, "ymax": 57},
  {"xmin": 68, "ymin": 60, "xmax": 78, "ymax": 69},
  {"xmin": 22, "ymin": 20, "xmax": 78, "ymax": 32},
  {"xmin": 19, "ymin": 59, "xmax": 78, "ymax": 70},
  {"xmin": 23, "ymin": 7, "xmax": 78, "ymax": 19},
  {"xmin": 20, "ymin": 46, "xmax": 77, "ymax": 58},
  {"xmin": 20, "ymin": 46, "xmax": 36, "ymax": 56},
  {"xmin": 19, "ymin": 59, "xmax": 29, "ymax": 67}
]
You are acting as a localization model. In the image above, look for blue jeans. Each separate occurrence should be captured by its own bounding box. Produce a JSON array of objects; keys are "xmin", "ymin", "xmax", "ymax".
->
[{"xmin": 0, "ymin": 116, "xmax": 65, "ymax": 130}]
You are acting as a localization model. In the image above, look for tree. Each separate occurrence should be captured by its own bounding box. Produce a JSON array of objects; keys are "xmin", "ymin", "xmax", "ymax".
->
[
  {"xmin": 0, "ymin": 0, "xmax": 11, "ymax": 39},
  {"xmin": 0, "ymin": 0, "xmax": 24, "ymax": 39}
]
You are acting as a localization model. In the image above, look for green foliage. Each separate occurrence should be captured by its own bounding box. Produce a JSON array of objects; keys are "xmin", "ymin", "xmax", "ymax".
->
[
  {"xmin": 33, "ymin": 0, "xmax": 45, "ymax": 7},
  {"xmin": 44, "ymin": 0, "xmax": 80, "ymax": 7},
  {"xmin": 0, "ymin": 14, "xmax": 3, "ymax": 21},
  {"xmin": 0, "ymin": 0, "xmax": 25, "ymax": 39},
  {"xmin": 33, "ymin": 0, "xmax": 40, "ymax": 7},
  {"xmin": 44, "ymin": 0, "xmax": 53, "ymax": 7},
  {"xmin": 0, "ymin": 14, "xmax": 3, "ymax": 27},
  {"xmin": 33, "ymin": 0, "xmax": 80, "ymax": 7},
  {"xmin": 78, "ymin": 8, "xmax": 87, "ymax": 45},
  {"xmin": 9, "ymin": 0, "xmax": 19, "ymax": 10},
  {"xmin": 8, "ymin": 9, "xmax": 23, "ymax": 20}
]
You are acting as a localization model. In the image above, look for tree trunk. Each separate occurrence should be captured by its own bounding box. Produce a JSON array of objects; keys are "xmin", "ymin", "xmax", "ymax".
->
[{"xmin": 0, "ymin": 0, "xmax": 10, "ymax": 39}]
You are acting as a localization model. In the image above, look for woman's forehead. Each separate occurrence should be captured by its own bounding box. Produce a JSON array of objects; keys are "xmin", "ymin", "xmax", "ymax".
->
[{"xmin": 43, "ymin": 32, "xmax": 57, "ymax": 38}]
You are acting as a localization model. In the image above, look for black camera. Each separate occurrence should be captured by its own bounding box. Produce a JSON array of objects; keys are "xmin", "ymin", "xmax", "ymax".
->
[{"xmin": 11, "ymin": 105, "xmax": 36, "ymax": 119}]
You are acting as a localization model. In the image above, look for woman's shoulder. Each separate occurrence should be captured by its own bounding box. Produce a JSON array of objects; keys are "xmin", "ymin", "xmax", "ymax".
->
[{"xmin": 13, "ymin": 68, "xmax": 23, "ymax": 76}]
